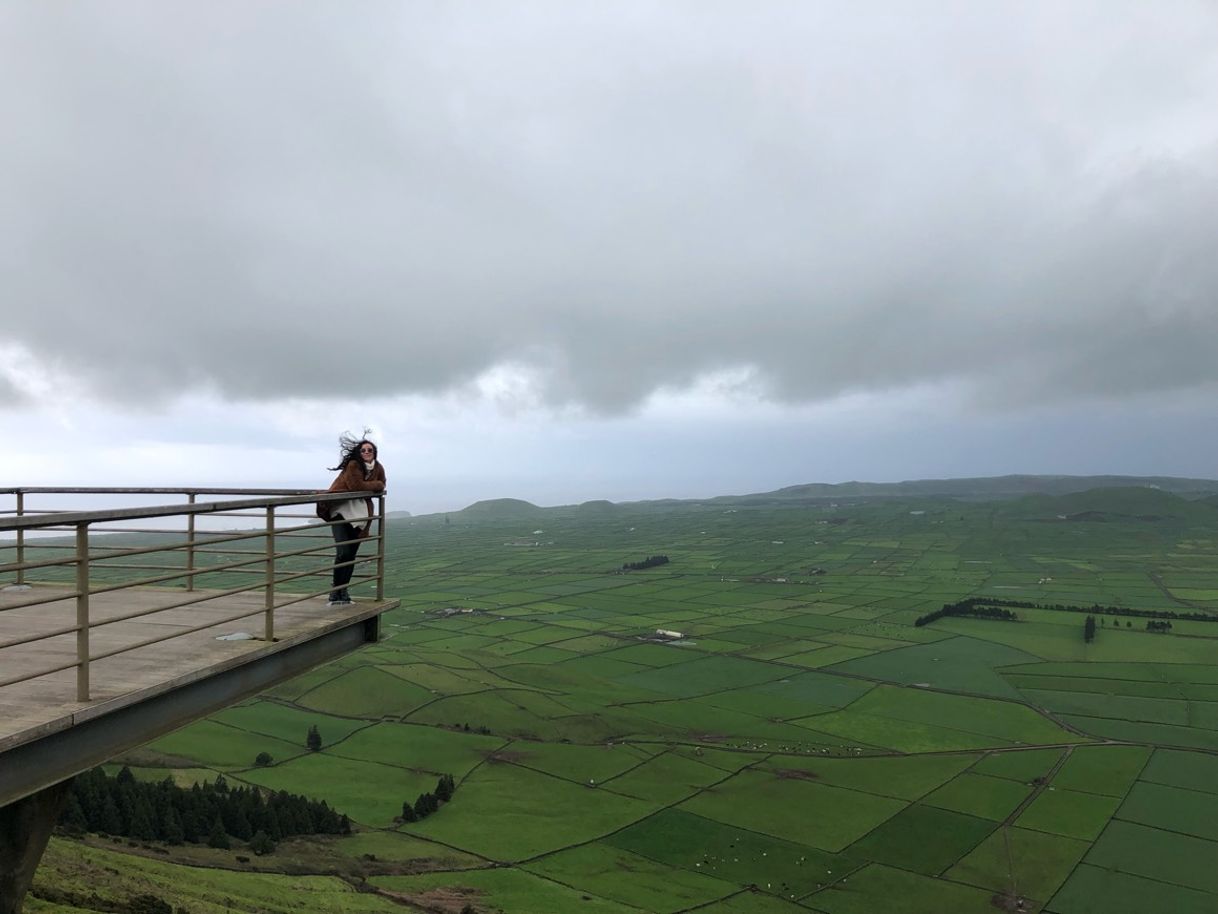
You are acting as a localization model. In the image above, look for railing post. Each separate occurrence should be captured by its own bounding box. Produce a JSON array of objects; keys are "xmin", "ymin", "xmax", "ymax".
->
[
  {"xmin": 185, "ymin": 493, "xmax": 196, "ymax": 592},
  {"xmin": 375, "ymin": 495, "xmax": 386, "ymax": 602},
  {"xmin": 75, "ymin": 522, "xmax": 90, "ymax": 701},
  {"xmin": 15, "ymin": 491, "xmax": 24, "ymax": 585},
  {"xmin": 264, "ymin": 505, "xmax": 275, "ymax": 641}
]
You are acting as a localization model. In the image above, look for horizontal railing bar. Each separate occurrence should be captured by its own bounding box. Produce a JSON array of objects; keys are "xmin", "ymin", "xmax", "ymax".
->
[
  {"xmin": 190, "ymin": 546, "xmax": 300, "ymax": 556},
  {"xmin": 84, "ymin": 562, "xmax": 249, "ymax": 574},
  {"xmin": 93, "ymin": 569, "xmax": 378, "ymax": 634},
  {"xmin": 0, "ymin": 659, "xmax": 80, "ymax": 690},
  {"xmin": 0, "ymin": 531, "xmax": 269, "ymax": 571},
  {"xmin": 0, "ymin": 530, "xmax": 377, "ymax": 579},
  {"xmin": 83, "ymin": 550, "xmax": 290, "ymax": 596},
  {"xmin": 83, "ymin": 538, "xmax": 346, "ymax": 585},
  {"xmin": 264, "ymin": 560, "xmax": 373, "ymax": 590},
  {"xmin": 3, "ymin": 523, "xmax": 340, "ymax": 569},
  {"xmin": 1, "ymin": 491, "xmax": 368, "ymax": 532},
  {"xmin": 0, "ymin": 622, "xmax": 80, "ymax": 650},
  {"xmin": 89, "ymin": 606, "xmax": 276, "ymax": 661},
  {"xmin": 0, "ymin": 487, "xmax": 318, "ymax": 496},
  {"xmin": 79, "ymin": 551, "xmax": 374, "ymax": 628},
  {"xmin": 87, "ymin": 582, "xmax": 291, "ymax": 629},
  {"xmin": 85, "ymin": 528, "xmax": 272, "ymax": 560},
  {"xmin": 83, "ymin": 561, "xmax": 376, "ymax": 637},
  {"xmin": 85, "ymin": 576, "xmax": 376, "ymax": 665},
  {"xmin": 0, "ymin": 555, "xmax": 80, "ymax": 573},
  {"xmin": 0, "ymin": 590, "xmax": 79, "ymax": 613}
]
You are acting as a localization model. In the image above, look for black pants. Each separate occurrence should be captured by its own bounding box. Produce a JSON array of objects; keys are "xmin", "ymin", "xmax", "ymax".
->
[{"xmin": 331, "ymin": 521, "xmax": 361, "ymax": 591}]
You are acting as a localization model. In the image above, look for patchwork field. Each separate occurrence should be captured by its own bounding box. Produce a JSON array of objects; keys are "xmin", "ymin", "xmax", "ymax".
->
[{"xmin": 29, "ymin": 490, "xmax": 1218, "ymax": 913}]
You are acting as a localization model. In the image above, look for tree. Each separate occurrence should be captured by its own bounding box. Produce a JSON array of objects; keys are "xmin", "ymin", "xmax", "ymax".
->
[
  {"xmin": 60, "ymin": 794, "xmax": 89, "ymax": 835},
  {"xmin": 306, "ymin": 725, "xmax": 322, "ymax": 751},
  {"xmin": 255, "ymin": 751, "xmax": 274, "ymax": 767},
  {"xmin": 413, "ymin": 792, "xmax": 439, "ymax": 819},
  {"xmin": 99, "ymin": 793, "xmax": 123, "ymax": 836},
  {"xmin": 249, "ymin": 830, "xmax": 276, "ymax": 856},
  {"xmin": 160, "ymin": 805, "xmax": 185, "ymax": 845},
  {"xmin": 128, "ymin": 795, "xmax": 157, "ymax": 841},
  {"xmin": 1083, "ymin": 615, "xmax": 1096, "ymax": 643},
  {"xmin": 435, "ymin": 774, "xmax": 455, "ymax": 803},
  {"xmin": 400, "ymin": 801, "xmax": 417, "ymax": 823},
  {"xmin": 207, "ymin": 817, "xmax": 231, "ymax": 850}
]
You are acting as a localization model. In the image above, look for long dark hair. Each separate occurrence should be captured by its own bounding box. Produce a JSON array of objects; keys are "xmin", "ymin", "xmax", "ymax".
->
[{"xmin": 329, "ymin": 430, "xmax": 378, "ymax": 471}]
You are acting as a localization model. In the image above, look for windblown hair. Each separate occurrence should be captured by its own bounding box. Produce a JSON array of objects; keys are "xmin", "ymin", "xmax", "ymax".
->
[{"xmin": 329, "ymin": 429, "xmax": 378, "ymax": 472}]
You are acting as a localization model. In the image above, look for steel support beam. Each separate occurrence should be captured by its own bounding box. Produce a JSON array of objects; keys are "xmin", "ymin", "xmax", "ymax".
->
[{"xmin": 0, "ymin": 780, "xmax": 71, "ymax": 914}]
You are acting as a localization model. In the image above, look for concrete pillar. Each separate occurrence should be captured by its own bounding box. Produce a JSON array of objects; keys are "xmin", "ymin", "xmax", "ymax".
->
[{"xmin": 0, "ymin": 780, "xmax": 71, "ymax": 914}]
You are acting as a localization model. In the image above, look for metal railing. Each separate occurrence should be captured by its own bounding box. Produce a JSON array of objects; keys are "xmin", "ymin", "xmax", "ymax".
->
[{"xmin": 0, "ymin": 487, "xmax": 387, "ymax": 702}]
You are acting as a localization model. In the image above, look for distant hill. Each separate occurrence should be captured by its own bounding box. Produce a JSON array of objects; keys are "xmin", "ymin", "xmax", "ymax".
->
[
  {"xmin": 718, "ymin": 474, "xmax": 1218, "ymax": 504},
  {"xmin": 997, "ymin": 486, "xmax": 1218, "ymax": 523},
  {"xmin": 576, "ymin": 499, "xmax": 618, "ymax": 514},
  {"xmin": 414, "ymin": 475, "xmax": 1218, "ymax": 519},
  {"xmin": 457, "ymin": 497, "xmax": 544, "ymax": 518}
]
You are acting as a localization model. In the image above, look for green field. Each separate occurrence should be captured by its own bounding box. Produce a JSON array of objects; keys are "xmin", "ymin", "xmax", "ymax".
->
[{"xmin": 28, "ymin": 488, "xmax": 1218, "ymax": 913}]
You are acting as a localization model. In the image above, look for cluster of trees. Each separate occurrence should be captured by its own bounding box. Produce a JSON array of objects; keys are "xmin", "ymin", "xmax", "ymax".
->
[
  {"xmin": 914, "ymin": 601, "xmax": 1018, "ymax": 627},
  {"xmin": 919, "ymin": 596, "xmax": 1206, "ymax": 635},
  {"xmin": 961, "ymin": 596, "xmax": 1215, "ymax": 623},
  {"xmin": 622, "ymin": 555, "xmax": 669, "ymax": 571},
  {"xmin": 59, "ymin": 767, "xmax": 351, "ymax": 852},
  {"xmin": 400, "ymin": 774, "xmax": 456, "ymax": 823}
]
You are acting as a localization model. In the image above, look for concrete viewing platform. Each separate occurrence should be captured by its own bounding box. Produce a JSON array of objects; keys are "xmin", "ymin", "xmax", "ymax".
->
[
  {"xmin": 0, "ymin": 487, "xmax": 397, "ymax": 909},
  {"xmin": 0, "ymin": 584, "xmax": 397, "ymax": 805},
  {"xmin": 0, "ymin": 487, "xmax": 397, "ymax": 808}
]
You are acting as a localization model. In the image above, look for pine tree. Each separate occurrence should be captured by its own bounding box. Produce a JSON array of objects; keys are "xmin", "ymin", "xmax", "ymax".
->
[
  {"xmin": 129, "ymin": 795, "xmax": 157, "ymax": 841},
  {"xmin": 100, "ymin": 793, "xmax": 123, "ymax": 836},
  {"xmin": 160, "ymin": 806, "xmax": 185, "ymax": 845},
  {"xmin": 60, "ymin": 794, "xmax": 89, "ymax": 834},
  {"xmin": 205, "ymin": 823, "xmax": 228, "ymax": 853},
  {"xmin": 249, "ymin": 830, "xmax": 276, "ymax": 856},
  {"xmin": 207, "ymin": 816, "xmax": 230, "ymax": 850},
  {"xmin": 413, "ymin": 793, "xmax": 433, "ymax": 819},
  {"xmin": 306, "ymin": 725, "xmax": 322, "ymax": 751}
]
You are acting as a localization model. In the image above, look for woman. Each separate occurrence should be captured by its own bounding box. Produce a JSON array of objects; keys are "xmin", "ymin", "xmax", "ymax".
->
[{"xmin": 319, "ymin": 433, "xmax": 386, "ymax": 605}]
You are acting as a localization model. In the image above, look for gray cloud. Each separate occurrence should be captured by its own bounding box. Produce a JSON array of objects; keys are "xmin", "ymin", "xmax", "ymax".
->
[
  {"xmin": 2, "ymin": 1, "xmax": 1217, "ymax": 412},
  {"xmin": 0, "ymin": 375, "xmax": 25, "ymax": 408}
]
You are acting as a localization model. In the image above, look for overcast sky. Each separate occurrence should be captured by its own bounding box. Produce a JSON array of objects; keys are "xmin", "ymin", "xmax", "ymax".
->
[{"xmin": 2, "ymin": 2, "xmax": 1217, "ymax": 513}]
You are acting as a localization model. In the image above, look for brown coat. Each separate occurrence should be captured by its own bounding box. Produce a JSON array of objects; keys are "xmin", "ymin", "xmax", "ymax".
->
[{"xmin": 317, "ymin": 460, "xmax": 386, "ymax": 535}]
